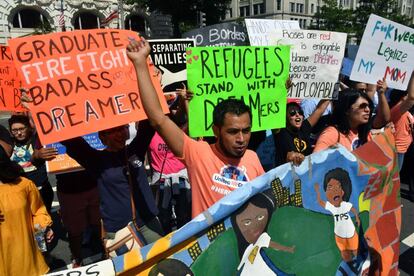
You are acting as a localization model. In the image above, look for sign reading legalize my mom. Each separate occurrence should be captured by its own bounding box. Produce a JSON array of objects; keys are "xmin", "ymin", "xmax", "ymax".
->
[
  {"xmin": 8, "ymin": 30, "xmax": 168, "ymax": 145},
  {"xmin": 186, "ymin": 46, "xmax": 290, "ymax": 137},
  {"xmin": 350, "ymin": 14, "xmax": 414, "ymax": 90}
]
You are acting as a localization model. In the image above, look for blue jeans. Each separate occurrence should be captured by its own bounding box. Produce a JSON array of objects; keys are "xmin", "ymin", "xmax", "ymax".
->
[{"xmin": 397, "ymin": 153, "xmax": 405, "ymax": 171}]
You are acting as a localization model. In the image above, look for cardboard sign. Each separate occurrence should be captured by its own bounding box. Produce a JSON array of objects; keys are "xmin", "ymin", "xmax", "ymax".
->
[
  {"xmin": 350, "ymin": 14, "xmax": 414, "ymax": 90},
  {"xmin": 113, "ymin": 130, "xmax": 400, "ymax": 276},
  {"xmin": 182, "ymin": 23, "xmax": 248, "ymax": 46},
  {"xmin": 46, "ymin": 132, "xmax": 105, "ymax": 174},
  {"xmin": 148, "ymin": 39, "xmax": 195, "ymax": 92},
  {"xmin": 0, "ymin": 46, "xmax": 25, "ymax": 111},
  {"xmin": 186, "ymin": 46, "xmax": 290, "ymax": 137},
  {"xmin": 47, "ymin": 259, "xmax": 115, "ymax": 276},
  {"xmin": 269, "ymin": 29, "xmax": 347, "ymax": 99},
  {"xmin": 8, "ymin": 29, "xmax": 169, "ymax": 145},
  {"xmin": 245, "ymin": 19, "xmax": 300, "ymax": 46}
]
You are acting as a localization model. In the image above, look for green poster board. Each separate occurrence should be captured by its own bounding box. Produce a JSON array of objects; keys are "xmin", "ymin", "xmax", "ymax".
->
[{"xmin": 186, "ymin": 46, "xmax": 290, "ymax": 137}]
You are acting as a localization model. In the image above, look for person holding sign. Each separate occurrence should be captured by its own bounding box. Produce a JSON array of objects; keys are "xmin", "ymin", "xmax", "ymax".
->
[{"xmin": 127, "ymin": 38, "xmax": 264, "ymax": 218}]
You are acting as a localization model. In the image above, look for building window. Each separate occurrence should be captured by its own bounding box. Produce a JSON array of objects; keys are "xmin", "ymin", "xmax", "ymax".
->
[
  {"xmin": 125, "ymin": 15, "xmax": 146, "ymax": 33},
  {"xmin": 253, "ymin": 3, "xmax": 265, "ymax": 14},
  {"xmin": 290, "ymin": 2, "xmax": 295, "ymax": 12},
  {"xmin": 228, "ymin": 8, "xmax": 233, "ymax": 18},
  {"xmin": 277, "ymin": 0, "xmax": 282, "ymax": 10},
  {"xmin": 297, "ymin": 3, "xmax": 304, "ymax": 13},
  {"xmin": 240, "ymin": 6, "xmax": 250, "ymax": 17},
  {"xmin": 311, "ymin": 3, "xmax": 314, "ymax": 13},
  {"xmin": 303, "ymin": 19, "xmax": 307, "ymax": 27},
  {"xmin": 74, "ymin": 12, "xmax": 100, "ymax": 29},
  {"xmin": 12, "ymin": 9, "xmax": 48, "ymax": 28}
]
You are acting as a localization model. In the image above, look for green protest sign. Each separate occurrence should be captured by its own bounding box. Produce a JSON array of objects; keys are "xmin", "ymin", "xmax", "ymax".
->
[{"xmin": 186, "ymin": 46, "xmax": 290, "ymax": 137}]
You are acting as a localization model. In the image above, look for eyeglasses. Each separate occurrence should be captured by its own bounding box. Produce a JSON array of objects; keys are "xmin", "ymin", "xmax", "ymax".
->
[
  {"xmin": 288, "ymin": 109, "xmax": 304, "ymax": 117},
  {"xmin": 11, "ymin": 126, "xmax": 27, "ymax": 134},
  {"xmin": 353, "ymin": 102, "xmax": 370, "ymax": 110}
]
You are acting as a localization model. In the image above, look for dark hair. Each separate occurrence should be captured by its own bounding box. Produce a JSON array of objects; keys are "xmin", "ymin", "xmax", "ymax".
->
[
  {"xmin": 231, "ymin": 192, "xmax": 275, "ymax": 259},
  {"xmin": 323, "ymin": 168, "xmax": 352, "ymax": 202},
  {"xmin": 389, "ymin": 89, "xmax": 407, "ymax": 109},
  {"xmin": 0, "ymin": 145, "xmax": 23, "ymax": 183},
  {"xmin": 330, "ymin": 89, "xmax": 374, "ymax": 146},
  {"xmin": 213, "ymin": 99, "xmax": 252, "ymax": 127},
  {"xmin": 8, "ymin": 114, "xmax": 31, "ymax": 130},
  {"xmin": 148, "ymin": 258, "xmax": 194, "ymax": 276}
]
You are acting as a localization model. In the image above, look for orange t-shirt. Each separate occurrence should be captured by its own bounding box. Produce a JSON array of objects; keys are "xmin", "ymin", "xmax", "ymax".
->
[
  {"xmin": 181, "ymin": 135, "xmax": 264, "ymax": 218},
  {"xmin": 391, "ymin": 102, "xmax": 413, "ymax": 153},
  {"xmin": 314, "ymin": 126, "xmax": 371, "ymax": 152}
]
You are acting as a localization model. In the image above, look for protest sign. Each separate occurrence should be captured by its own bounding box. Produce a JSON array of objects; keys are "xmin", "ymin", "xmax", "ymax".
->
[
  {"xmin": 268, "ymin": 29, "xmax": 347, "ymax": 99},
  {"xmin": 341, "ymin": 57, "xmax": 354, "ymax": 77},
  {"xmin": 47, "ymin": 259, "xmax": 115, "ymax": 276},
  {"xmin": 186, "ymin": 46, "xmax": 290, "ymax": 137},
  {"xmin": 148, "ymin": 39, "xmax": 195, "ymax": 92},
  {"xmin": 112, "ymin": 129, "xmax": 400, "ymax": 276},
  {"xmin": 0, "ymin": 46, "xmax": 25, "ymax": 111},
  {"xmin": 182, "ymin": 22, "xmax": 248, "ymax": 46},
  {"xmin": 8, "ymin": 29, "xmax": 169, "ymax": 145},
  {"xmin": 350, "ymin": 14, "xmax": 414, "ymax": 90},
  {"xmin": 245, "ymin": 19, "xmax": 300, "ymax": 46},
  {"xmin": 46, "ymin": 133, "xmax": 105, "ymax": 174}
]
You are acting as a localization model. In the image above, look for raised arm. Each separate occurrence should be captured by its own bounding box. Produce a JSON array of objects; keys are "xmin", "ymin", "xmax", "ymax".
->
[
  {"xmin": 127, "ymin": 38, "xmax": 185, "ymax": 158},
  {"xmin": 399, "ymin": 72, "xmax": 414, "ymax": 115},
  {"xmin": 306, "ymin": 100, "xmax": 331, "ymax": 128},
  {"xmin": 314, "ymin": 183, "xmax": 325, "ymax": 208},
  {"xmin": 372, "ymin": 79, "xmax": 390, "ymax": 129}
]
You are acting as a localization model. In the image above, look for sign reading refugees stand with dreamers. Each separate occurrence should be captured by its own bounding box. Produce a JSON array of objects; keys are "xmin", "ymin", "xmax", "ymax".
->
[
  {"xmin": 269, "ymin": 29, "xmax": 347, "ymax": 99},
  {"xmin": 186, "ymin": 46, "xmax": 290, "ymax": 138},
  {"xmin": 350, "ymin": 14, "xmax": 414, "ymax": 90},
  {"xmin": 0, "ymin": 46, "xmax": 25, "ymax": 111},
  {"xmin": 8, "ymin": 30, "xmax": 169, "ymax": 145}
]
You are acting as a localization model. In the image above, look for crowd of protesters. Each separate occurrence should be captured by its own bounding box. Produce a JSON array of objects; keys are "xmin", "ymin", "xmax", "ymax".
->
[{"xmin": 0, "ymin": 36, "xmax": 413, "ymax": 275}]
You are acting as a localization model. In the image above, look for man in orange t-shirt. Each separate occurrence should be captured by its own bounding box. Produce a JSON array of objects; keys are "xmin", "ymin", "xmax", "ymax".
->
[{"xmin": 126, "ymin": 38, "xmax": 264, "ymax": 218}]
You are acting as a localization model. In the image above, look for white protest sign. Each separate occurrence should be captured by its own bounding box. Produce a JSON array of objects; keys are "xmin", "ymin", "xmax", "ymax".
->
[
  {"xmin": 46, "ymin": 260, "xmax": 115, "ymax": 276},
  {"xmin": 245, "ymin": 19, "xmax": 300, "ymax": 46},
  {"xmin": 350, "ymin": 14, "xmax": 414, "ymax": 90},
  {"xmin": 270, "ymin": 29, "xmax": 347, "ymax": 99}
]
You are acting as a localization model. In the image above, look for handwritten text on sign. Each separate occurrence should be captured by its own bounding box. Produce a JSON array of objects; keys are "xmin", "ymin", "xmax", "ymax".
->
[
  {"xmin": 186, "ymin": 46, "xmax": 290, "ymax": 137},
  {"xmin": 270, "ymin": 30, "xmax": 347, "ymax": 99},
  {"xmin": 350, "ymin": 14, "xmax": 414, "ymax": 90},
  {"xmin": 0, "ymin": 46, "xmax": 25, "ymax": 111},
  {"xmin": 8, "ymin": 30, "xmax": 168, "ymax": 145},
  {"xmin": 245, "ymin": 19, "xmax": 300, "ymax": 46}
]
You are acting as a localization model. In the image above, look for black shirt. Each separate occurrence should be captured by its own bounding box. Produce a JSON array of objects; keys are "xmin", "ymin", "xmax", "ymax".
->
[{"xmin": 273, "ymin": 120, "xmax": 313, "ymax": 167}]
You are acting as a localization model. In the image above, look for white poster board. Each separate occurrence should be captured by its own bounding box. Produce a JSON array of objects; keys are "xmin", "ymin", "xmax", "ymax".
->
[
  {"xmin": 245, "ymin": 19, "xmax": 300, "ymax": 46},
  {"xmin": 46, "ymin": 260, "xmax": 115, "ymax": 276},
  {"xmin": 350, "ymin": 14, "xmax": 414, "ymax": 90},
  {"xmin": 270, "ymin": 29, "xmax": 347, "ymax": 99}
]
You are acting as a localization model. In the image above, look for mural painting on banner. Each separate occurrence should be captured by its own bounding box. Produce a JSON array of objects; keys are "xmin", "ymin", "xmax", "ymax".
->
[
  {"xmin": 107, "ymin": 129, "xmax": 400, "ymax": 276},
  {"xmin": 0, "ymin": 46, "xmax": 26, "ymax": 111},
  {"xmin": 186, "ymin": 46, "xmax": 291, "ymax": 138},
  {"xmin": 46, "ymin": 132, "xmax": 105, "ymax": 174},
  {"xmin": 182, "ymin": 22, "xmax": 248, "ymax": 47},
  {"xmin": 245, "ymin": 19, "xmax": 300, "ymax": 46},
  {"xmin": 268, "ymin": 30, "xmax": 347, "ymax": 99},
  {"xmin": 8, "ymin": 30, "xmax": 169, "ymax": 145},
  {"xmin": 350, "ymin": 14, "xmax": 414, "ymax": 90},
  {"xmin": 148, "ymin": 39, "xmax": 195, "ymax": 93}
]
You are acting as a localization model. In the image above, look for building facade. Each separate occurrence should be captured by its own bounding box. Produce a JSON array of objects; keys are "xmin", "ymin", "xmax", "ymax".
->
[{"xmin": 0, "ymin": 0, "xmax": 153, "ymax": 45}]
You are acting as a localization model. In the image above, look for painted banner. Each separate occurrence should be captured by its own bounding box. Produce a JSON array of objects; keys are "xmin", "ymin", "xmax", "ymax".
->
[
  {"xmin": 0, "ymin": 46, "xmax": 25, "ymax": 111},
  {"xmin": 350, "ymin": 14, "xmax": 414, "ymax": 90},
  {"xmin": 8, "ymin": 30, "xmax": 169, "ymax": 145},
  {"xmin": 182, "ymin": 22, "xmax": 248, "ymax": 47},
  {"xmin": 186, "ymin": 46, "xmax": 290, "ymax": 138},
  {"xmin": 245, "ymin": 19, "xmax": 300, "ymax": 46},
  {"xmin": 148, "ymin": 39, "xmax": 195, "ymax": 93},
  {"xmin": 46, "ymin": 133, "xmax": 105, "ymax": 174},
  {"xmin": 269, "ymin": 29, "xmax": 347, "ymax": 99},
  {"xmin": 109, "ymin": 129, "xmax": 399, "ymax": 275}
]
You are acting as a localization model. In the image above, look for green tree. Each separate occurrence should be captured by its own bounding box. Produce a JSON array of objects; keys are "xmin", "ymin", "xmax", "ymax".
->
[
  {"xmin": 310, "ymin": 0, "xmax": 353, "ymax": 34},
  {"xmin": 130, "ymin": 0, "xmax": 231, "ymax": 36}
]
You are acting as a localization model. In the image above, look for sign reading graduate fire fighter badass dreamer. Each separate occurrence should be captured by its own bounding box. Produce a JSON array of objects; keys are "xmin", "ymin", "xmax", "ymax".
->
[
  {"xmin": 186, "ymin": 46, "xmax": 290, "ymax": 138},
  {"xmin": 8, "ymin": 29, "xmax": 168, "ymax": 145},
  {"xmin": 350, "ymin": 14, "xmax": 414, "ymax": 90}
]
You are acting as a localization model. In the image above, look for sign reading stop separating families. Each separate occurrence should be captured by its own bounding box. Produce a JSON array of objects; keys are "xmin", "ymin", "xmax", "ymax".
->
[
  {"xmin": 186, "ymin": 46, "xmax": 290, "ymax": 137},
  {"xmin": 350, "ymin": 14, "xmax": 414, "ymax": 90},
  {"xmin": 270, "ymin": 29, "xmax": 347, "ymax": 99},
  {"xmin": 8, "ymin": 29, "xmax": 168, "ymax": 145},
  {"xmin": 0, "ymin": 46, "xmax": 25, "ymax": 111}
]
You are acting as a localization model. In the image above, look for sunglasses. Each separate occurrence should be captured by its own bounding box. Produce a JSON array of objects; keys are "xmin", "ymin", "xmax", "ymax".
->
[
  {"xmin": 354, "ymin": 102, "xmax": 370, "ymax": 110},
  {"xmin": 288, "ymin": 109, "xmax": 304, "ymax": 117}
]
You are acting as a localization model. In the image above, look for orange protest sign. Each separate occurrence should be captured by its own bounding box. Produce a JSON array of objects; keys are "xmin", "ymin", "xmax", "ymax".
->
[
  {"xmin": 8, "ymin": 30, "xmax": 168, "ymax": 145},
  {"xmin": 0, "ymin": 46, "xmax": 25, "ymax": 111}
]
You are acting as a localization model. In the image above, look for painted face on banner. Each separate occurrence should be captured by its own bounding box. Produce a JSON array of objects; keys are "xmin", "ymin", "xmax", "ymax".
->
[
  {"xmin": 236, "ymin": 202, "xmax": 269, "ymax": 244},
  {"xmin": 215, "ymin": 112, "xmax": 251, "ymax": 158},
  {"xmin": 325, "ymin": 179, "xmax": 345, "ymax": 207}
]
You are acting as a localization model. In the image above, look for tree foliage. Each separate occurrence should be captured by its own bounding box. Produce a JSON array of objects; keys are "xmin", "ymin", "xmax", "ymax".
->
[{"xmin": 310, "ymin": 0, "xmax": 353, "ymax": 33}]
